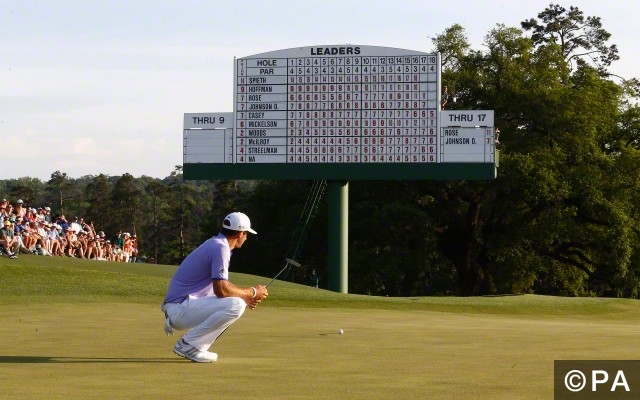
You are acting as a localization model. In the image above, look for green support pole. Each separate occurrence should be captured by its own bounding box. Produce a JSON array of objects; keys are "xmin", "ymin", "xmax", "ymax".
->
[{"xmin": 327, "ymin": 180, "xmax": 348, "ymax": 293}]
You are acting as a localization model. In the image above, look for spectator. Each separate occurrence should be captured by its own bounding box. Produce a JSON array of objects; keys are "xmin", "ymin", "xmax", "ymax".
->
[
  {"xmin": 35, "ymin": 208, "xmax": 46, "ymax": 223},
  {"xmin": 95, "ymin": 231, "xmax": 107, "ymax": 260},
  {"xmin": 69, "ymin": 217, "xmax": 82, "ymax": 234},
  {"xmin": 112, "ymin": 230, "xmax": 124, "ymax": 250},
  {"xmin": 14, "ymin": 200, "xmax": 26, "ymax": 219},
  {"xmin": 54, "ymin": 215, "xmax": 70, "ymax": 232},
  {"xmin": 0, "ymin": 203, "xmax": 9, "ymax": 225},
  {"xmin": 130, "ymin": 235, "xmax": 139, "ymax": 263},
  {"xmin": 25, "ymin": 208, "xmax": 36, "ymax": 223},
  {"xmin": 21, "ymin": 220, "xmax": 37, "ymax": 253},
  {"xmin": 309, "ymin": 269, "xmax": 319, "ymax": 288},
  {"xmin": 103, "ymin": 240, "xmax": 114, "ymax": 261},
  {"xmin": 65, "ymin": 227, "xmax": 81, "ymax": 257},
  {"xmin": 47, "ymin": 223, "xmax": 64, "ymax": 256},
  {"xmin": 57, "ymin": 225, "xmax": 68, "ymax": 256},
  {"xmin": 441, "ymin": 86, "xmax": 449, "ymax": 109},
  {"xmin": 1, "ymin": 220, "xmax": 19, "ymax": 258},
  {"xmin": 122, "ymin": 232, "xmax": 133, "ymax": 262},
  {"xmin": 5, "ymin": 203, "xmax": 14, "ymax": 219},
  {"xmin": 38, "ymin": 221, "xmax": 52, "ymax": 256},
  {"xmin": 31, "ymin": 221, "xmax": 47, "ymax": 253},
  {"xmin": 43, "ymin": 206, "xmax": 52, "ymax": 223},
  {"xmin": 13, "ymin": 217, "xmax": 29, "ymax": 253},
  {"xmin": 82, "ymin": 219, "xmax": 96, "ymax": 237},
  {"xmin": 77, "ymin": 230, "xmax": 89, "ymax": 258}
]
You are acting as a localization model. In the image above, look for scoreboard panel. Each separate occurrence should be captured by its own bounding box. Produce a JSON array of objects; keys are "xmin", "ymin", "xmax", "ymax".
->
[
  {"xmin": 183, "ymin": 113, "xmax": 234, "ymax": 164},
  {"xmin": 182, "ymin": 45, "xmax": 497, "ymax": 180},
  {"xmin": 440, "ymin": 110, "xmax": 495, "ymax": 163},
  {"xmin": 235, "ymin": 45, "xmax": 439, "ymax": 164}
]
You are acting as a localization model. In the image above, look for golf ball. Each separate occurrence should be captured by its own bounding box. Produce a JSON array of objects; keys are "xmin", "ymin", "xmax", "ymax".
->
[{"xmin": 338, "ymin": 329, "xmax": 344, "ymax": 334}]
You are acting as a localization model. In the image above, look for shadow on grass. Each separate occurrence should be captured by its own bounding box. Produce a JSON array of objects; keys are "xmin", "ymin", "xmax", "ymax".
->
[{"xmin": 0, "ymin": 356, "xmax": 184, "ymax": 364}]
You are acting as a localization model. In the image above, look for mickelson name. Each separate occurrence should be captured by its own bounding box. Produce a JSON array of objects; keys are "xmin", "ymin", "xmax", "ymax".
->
[{"xmin": 310, "ymin": 46, "xmax": 361, "ymax": 56}]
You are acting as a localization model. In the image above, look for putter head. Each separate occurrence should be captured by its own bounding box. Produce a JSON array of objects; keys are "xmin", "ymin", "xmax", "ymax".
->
[{"xmin": 285, "ymin": 258, "xmax": 301, "ymax": 268}]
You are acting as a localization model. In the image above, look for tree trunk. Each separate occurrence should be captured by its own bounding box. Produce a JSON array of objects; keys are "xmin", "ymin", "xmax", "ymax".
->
[{"xmin": 439, "ymin": 200, "xmax": 484, "ymax": 296}]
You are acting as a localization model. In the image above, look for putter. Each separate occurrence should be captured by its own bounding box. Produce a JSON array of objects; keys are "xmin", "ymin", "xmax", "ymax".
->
[{"xmin": 266, "ymin": 258, "xmax": 301, "ymax": 287}]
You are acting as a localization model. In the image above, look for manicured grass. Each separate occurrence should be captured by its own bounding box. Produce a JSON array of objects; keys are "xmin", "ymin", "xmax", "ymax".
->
[{"xmin": 1, "ymin": 255, "xmax": 639, "ymax": 399}]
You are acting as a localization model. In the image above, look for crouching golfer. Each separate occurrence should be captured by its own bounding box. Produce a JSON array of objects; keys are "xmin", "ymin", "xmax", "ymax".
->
[{"xmin": 162, "ymin": 212, "xmax": 268, "ymax": 362}]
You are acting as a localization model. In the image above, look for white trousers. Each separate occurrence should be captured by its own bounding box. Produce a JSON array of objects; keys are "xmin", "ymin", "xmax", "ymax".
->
[{"xmin": 163, "ymin": 296, "xmax": 246, "ymax": 352}]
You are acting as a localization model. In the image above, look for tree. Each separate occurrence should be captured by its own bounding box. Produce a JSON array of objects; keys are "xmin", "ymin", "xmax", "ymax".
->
[
  {"xmin": 425, "ymin": 13, "xmax": 640, "ymax": 296},
  {"xmin": 111, "ymin": 173, "xmax": 142, "ymax": 234},
  {"xmin": 164, "ymin": 166, "xmax": 204, "ymax": 263},
  {"xmin": 431, "ymin": 23, "xmax": 471, "ymax": 73},
  {"xmin": 45, "ymin": 171, "xmax": 80, "ymax": 215},
  {"xmin": 84, "ymin": 174, "xmax": 113, "ymax": 229},
  {"xmin": 521, "ymin": 4, "xmax": 619, "ymax": 76},
  {"xmin": 144, "ymin": 180, "xmax": 170, "ymax": 264}
]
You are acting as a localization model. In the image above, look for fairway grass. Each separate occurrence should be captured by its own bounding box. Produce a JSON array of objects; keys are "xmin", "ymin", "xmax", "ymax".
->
[{"xmin": 1, "ymin": 256, "xmax": 640, "ymax": 399}]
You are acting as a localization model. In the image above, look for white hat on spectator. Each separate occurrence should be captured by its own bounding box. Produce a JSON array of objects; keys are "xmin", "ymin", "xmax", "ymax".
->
[{"xmin": 16, "ymin": 199, "xmax": 23, "ymax": 204}]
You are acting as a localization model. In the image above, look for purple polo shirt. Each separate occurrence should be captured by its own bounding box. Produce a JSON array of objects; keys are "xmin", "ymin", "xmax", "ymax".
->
[{"xmin": 163, "ymin": 234, "xmax": 231, "ymax": 304}]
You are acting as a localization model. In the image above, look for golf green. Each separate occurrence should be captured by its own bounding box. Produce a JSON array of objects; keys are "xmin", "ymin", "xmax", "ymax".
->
[{"xmin": 1, "ymin": 257, "xmax": 639, "ymax": 399}]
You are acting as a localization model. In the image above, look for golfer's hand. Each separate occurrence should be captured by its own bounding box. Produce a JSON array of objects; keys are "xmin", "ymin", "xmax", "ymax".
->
[
  {"xmin": 247, "ymin": 285, "xmax": 268, "ymax": 310},
  {"xmin": 248, "ymin": 297, "xmax": 261, "ymax": 310},
  {"xmin": 255, "ymin": 285, "xmax": 268, "ymax": 300}
]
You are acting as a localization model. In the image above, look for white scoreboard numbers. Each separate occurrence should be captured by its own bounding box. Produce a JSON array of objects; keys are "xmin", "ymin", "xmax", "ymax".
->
[
  {"xmin": 234, "ymin": 45, "xmax": 439, "ymax": 164},
  {"xmin": 182, "ymin": 45, "xmax": 497, "ymax": 180}
]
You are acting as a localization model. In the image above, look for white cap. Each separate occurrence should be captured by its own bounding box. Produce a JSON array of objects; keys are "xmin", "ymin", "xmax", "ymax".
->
[{"xmin": 222, "ymin": 212, "xmax": 257, "ymax": 234}]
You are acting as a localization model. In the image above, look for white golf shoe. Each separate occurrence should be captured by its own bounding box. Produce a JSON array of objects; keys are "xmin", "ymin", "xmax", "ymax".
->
[{"xmin": 173, "ymin": 338, "xmax": 218, "ymax": 363}]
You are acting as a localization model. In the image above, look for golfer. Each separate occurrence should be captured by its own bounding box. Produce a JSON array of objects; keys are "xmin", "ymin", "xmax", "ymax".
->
[{"xmin": 161, "ymin": 212, "xmax": 268, "ymax": 362}]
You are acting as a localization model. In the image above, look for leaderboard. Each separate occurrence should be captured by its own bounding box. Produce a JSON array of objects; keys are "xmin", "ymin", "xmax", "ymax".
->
[{"xmin": 234, "ymin": 45, "xmax": 439, "ymax": 164}]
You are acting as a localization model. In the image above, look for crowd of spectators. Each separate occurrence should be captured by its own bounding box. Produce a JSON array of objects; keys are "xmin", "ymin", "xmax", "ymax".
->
[{"xmin": 0, "ymin": 198, "xmax": 138, "ymax": 262}]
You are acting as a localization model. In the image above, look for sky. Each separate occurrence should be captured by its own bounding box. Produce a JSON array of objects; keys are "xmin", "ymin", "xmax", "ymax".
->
[{"xmin": 1, "ymin": 0, "xmax": 638, "ymax": 181}]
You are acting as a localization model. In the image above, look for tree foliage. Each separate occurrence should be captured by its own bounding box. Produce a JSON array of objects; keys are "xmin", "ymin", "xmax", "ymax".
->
[{"xmin": 521, "ymin": 4, "xmax": 619, "ymax": 75}]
